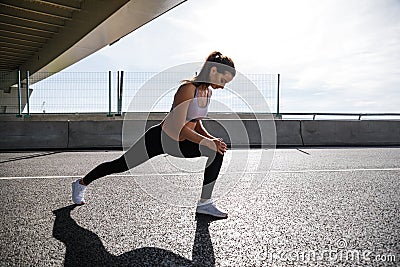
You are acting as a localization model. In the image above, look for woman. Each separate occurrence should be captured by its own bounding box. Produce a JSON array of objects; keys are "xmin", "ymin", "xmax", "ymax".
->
[{"xmin": 72, "ymin": 51, "xmax": 235, "ymax": 218}]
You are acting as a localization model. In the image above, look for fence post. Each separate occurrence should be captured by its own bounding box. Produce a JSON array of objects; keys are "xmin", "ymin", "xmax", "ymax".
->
[
  {"xmin": 120, "ymin": 70, "xmax": 124, "ymax": 115},
  {"xmin": 107, "ymin": 71, "xmax": 113, "ymax": 117},
  {"xmin": 24, "ymin": 70, "xmax": 30, "ymax": 117},
  {"xmin": 116, "ymin": 71, "xmax": 120, "ymax": 116},
  {"xmin": 276, "ymin": 73, "xmax": 281, "ymax": 119},
  {"xmin": 16, "ymin": 69, "xmax": 22, "ymax": 117}
]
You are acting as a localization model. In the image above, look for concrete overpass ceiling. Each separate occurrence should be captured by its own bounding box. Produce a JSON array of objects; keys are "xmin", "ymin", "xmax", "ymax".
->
[
  {"xmin": 0, "ymin": 0, "xmax": 85, "ymax": 72},
  {"xmin": 0, "ymin": 0, "xmax": 186, "ymax": 81}
]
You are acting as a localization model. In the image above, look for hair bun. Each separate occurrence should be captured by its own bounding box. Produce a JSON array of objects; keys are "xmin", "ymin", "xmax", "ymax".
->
[{"xmin": 207, "ymin": 51, "xmax": 223, "ymax": 61}]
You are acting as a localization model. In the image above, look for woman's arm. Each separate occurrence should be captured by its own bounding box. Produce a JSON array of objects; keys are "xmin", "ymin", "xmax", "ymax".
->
[
  {"xmin": 163, "ymin": 83, "xmax": 210, "ymax": 143},
  {"xmin": 195, "ymin": 120, "xmax": 227, "ymax": 154},
  {"xmin": 162, "ymin": 84, "xmax": 226, "ymax": 154},
  {"xmin": 195, "ymin": 120, "xmax": 215, "ymax": 139}
]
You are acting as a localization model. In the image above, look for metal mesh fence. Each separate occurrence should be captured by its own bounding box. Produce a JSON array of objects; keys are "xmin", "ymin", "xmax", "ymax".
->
[
  {"xmin": 0, "ymin": 71, "xmax": 20, "ymax": 114},
  {"xmin": 0, "ymin": 71, "xmax": 279, "ymax": 114},
  {"xmin": 29, "ymin": 72, "xmax": 110, "ymax": 113}
]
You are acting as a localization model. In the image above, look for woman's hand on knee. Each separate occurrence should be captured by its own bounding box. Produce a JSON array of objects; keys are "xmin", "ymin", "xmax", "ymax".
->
[{"xmin": 202, "ymin": 138, "xmax": 227, "ymax": 155}]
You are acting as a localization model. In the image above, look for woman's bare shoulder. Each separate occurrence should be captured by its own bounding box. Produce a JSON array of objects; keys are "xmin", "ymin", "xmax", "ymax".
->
[{"xmin": 176, "ymin": 82, "xmax": 196, "ymax": 98}]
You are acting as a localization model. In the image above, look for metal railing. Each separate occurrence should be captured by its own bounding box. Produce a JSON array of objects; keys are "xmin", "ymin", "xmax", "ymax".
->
[{"xmin": 278, "ymin": 113, "xmax": 400, "ymax": 120}]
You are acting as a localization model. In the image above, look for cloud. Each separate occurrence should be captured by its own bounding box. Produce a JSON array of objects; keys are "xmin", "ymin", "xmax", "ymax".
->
[{"xmin": 67, "ymin": 0, "xmax": 400, "ymax": 113}]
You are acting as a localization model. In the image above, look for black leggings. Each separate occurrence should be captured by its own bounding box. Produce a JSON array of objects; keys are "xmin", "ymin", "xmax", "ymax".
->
[{"xmin": 82, "ymin": 124, "xmax": 224, "ymax": 199}]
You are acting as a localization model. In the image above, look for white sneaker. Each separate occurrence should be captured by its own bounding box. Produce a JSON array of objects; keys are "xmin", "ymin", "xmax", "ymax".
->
[
  {"xmin": 72, "ymin": 179, "xmax": 86, "ymax": 205},
  {"xmin": 196, "ymin": 199, "xmax": 228, "ymax": 218}
]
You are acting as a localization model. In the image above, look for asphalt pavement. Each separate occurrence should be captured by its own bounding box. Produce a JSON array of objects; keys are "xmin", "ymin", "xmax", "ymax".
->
[{"xmin": 0, "ymin": 147, "xmax": 399, "ymax": 266}]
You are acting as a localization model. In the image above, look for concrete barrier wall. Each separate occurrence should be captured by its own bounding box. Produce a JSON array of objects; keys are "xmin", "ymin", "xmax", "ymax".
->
[
  {"xmin": 275, "ymin": 120, "xmax": 303, "ymax": 146},
  {"xmin": 0, "ymin": 121, "xmax": 68, "ymax": 150},
  {"xmin": 68, "ymin": 121, "xmax": 123, "ymax": 149},
  {"xmin": 302, "ymin": 120, "xmax": 400, "ymax": 146},
  {"xmin": 0, "ymin": 120, "xmax": 399, "ymax": 150}
]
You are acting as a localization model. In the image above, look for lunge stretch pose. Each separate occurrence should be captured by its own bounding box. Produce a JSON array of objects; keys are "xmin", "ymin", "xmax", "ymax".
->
[{"xmin": 72, "ymin": 51, "xmax": 235, "ymax": 218}]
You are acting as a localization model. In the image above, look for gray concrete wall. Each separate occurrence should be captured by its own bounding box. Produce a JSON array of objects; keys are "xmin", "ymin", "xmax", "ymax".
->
[
  {"xmin": 68, "ymin": 121, "xmax": 124, "ymax": 149},
  {"xmin": 0, "ymin": 119, "xmax": 399, "ymax": 150},
  {"xmin": 0, "ymin": 121, "xmax": 68, "ymax": 150},
  {"xmin": 301, "ymin": 120, "xmax": 400, "ymax": 146},
  {"xmin": 275, "ymin": 120, "xmax": 303, "ymax": 146}
]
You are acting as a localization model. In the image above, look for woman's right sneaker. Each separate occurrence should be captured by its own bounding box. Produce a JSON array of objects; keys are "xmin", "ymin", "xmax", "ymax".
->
[
  {"xmin": 72, "ymin": 179, "xmax": 86, "ymax": 205},
  {"xmin": 196, "ymin": 199, "xmax": 228, "ymax": 218}
]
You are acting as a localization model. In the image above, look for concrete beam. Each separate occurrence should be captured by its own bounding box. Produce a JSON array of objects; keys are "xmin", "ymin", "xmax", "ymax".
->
[
  {"xmin": 1, "ymin": 0, "xmax": 186, "ymax": 88},
  {"xmin": 3, "ymin": 0, "xmax": 130, "ymax": 85}
]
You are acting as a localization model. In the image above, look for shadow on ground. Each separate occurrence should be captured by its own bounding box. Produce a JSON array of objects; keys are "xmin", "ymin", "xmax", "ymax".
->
[
  {"xmin": 53, "ymin": 205, "xmax": 220, "ymax": 266},
  {"xmin": 0, "ymin": 151, "xmax": 62, "ymax": 164}
]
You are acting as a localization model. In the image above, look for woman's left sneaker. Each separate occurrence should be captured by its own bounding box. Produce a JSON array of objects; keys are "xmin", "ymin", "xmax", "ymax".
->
[
  {"xmin": 196, "ymin": 199, "xmax": 228, "ymax": 218},
  {"xmin": 72, "ymin": 179, "xmax": 86, "ymax": 205}
]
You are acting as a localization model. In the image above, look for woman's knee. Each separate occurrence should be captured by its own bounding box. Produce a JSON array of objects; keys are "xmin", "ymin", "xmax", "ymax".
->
[
  {"xmin": 214, "ymin": 151, "xmax": 224, "ymax": 162},
  {"xmin": 200, "ymin": 145, "xmax": 222, "ymax": 159},
  {"xmin": 204, "ymin": 150, "xmax": 224, "ymax": 167}
]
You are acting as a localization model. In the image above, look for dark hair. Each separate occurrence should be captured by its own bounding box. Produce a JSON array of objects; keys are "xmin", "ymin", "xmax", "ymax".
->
[{"xmin": 184, "ymin": 51, "xmax": 235, "ymax": 87}]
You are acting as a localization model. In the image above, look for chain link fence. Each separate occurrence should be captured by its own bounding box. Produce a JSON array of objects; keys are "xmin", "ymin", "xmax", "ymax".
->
[{"xmin": 0, "ymin": 71, "xmax": 279, "ymax": 115}]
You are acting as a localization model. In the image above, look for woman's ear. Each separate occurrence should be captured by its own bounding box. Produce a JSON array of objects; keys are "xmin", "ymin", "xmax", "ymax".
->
[{"xmin": 210, "ymin": 66, "xmax": 217, "ymax": 75}]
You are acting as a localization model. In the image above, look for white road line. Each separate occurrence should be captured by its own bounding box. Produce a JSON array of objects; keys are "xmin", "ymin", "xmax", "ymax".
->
[
  {"xmin": 0, "ymin": 168, "xmax": 399, "ymax": 180},
  {"xmin": 271, "ymin": 168, "xmax": 400, "ymax": 173}
]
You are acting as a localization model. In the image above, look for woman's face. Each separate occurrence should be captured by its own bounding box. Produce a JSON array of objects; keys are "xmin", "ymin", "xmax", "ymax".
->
[{"xmin": 209, "ymin": 66, "xmax": 234, "ymax": 89}]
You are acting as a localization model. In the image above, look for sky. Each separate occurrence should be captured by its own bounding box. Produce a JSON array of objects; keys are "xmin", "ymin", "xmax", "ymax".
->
[{"xmin": 64, "ymin": 0, "xmax": 400, "ymax": 114}]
